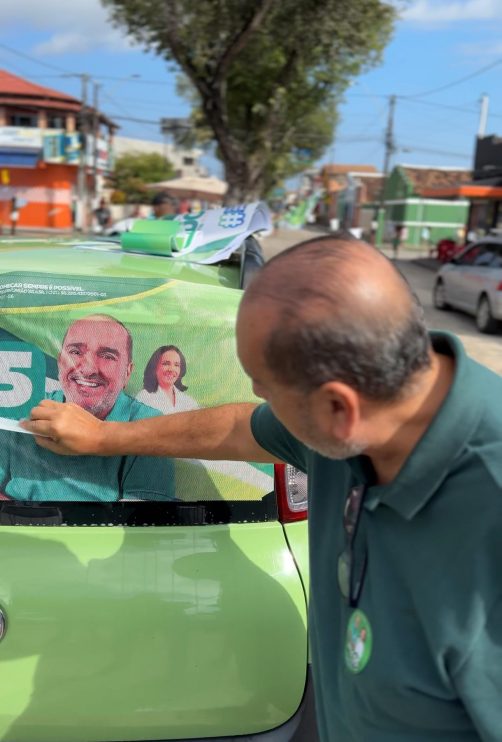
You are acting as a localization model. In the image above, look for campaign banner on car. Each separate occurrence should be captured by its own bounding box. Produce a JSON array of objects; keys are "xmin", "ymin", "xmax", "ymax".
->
[
  {"xmin": 0, "ymin": 270, "xmax": 273, "ymax": 504},
  {"xmin": 122, "ymin": 202, "xmax": 272, "ymax": 264}
]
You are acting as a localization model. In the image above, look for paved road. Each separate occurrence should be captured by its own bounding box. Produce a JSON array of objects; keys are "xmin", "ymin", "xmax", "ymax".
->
[
  {"xmin": 261, "ymin": 228, "xmax": 502, "ymax": 376},
  {"xmin": 396, "ymin": 259, "xmax": 502, "ymax": 376}
]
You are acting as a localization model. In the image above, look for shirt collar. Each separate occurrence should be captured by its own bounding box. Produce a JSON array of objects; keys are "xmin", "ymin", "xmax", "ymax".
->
[
  {"xmin": 55, "ymin": 390, "xmax": 130, "ymax": 422},
  {"xmin": 353, "ymin": 332, "xmax": 484, "ymax": 520},
  {"xmin": 104, "ymin": 390, "xmax": 131, "ymax": 421}
]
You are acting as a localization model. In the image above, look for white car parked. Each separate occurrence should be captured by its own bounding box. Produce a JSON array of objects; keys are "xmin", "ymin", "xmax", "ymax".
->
[{"xmin": 433, "ymin": 237, "xmax": 502, "ymax": 334}]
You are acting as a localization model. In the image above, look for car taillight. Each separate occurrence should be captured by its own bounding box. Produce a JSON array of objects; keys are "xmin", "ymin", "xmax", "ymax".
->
[
  {"xmin": 497, "ymin": 282, "xmax": 502, "ymax": 291},
  {"xmin": 275, "ymin": 463, "xmax": 308, "ymax": 523}
]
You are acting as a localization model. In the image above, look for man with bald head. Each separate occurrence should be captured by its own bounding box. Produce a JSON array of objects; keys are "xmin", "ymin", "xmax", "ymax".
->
[{"xmin": 25, "ymin": 236, "xmax": 502, "ymax": 739}]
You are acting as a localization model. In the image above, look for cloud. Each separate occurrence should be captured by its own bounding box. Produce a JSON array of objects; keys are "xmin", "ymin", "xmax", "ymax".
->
[
  {"xmin": 0, "ymin": 0, "xmax": 135, "ymax": 55},
  {"xmin": 403, "ymin": 0, "xmax": 502, "ymax": 23},
  {"xmin": 33, "ymin": 30, "xmax": 133, "ymax": 56}
]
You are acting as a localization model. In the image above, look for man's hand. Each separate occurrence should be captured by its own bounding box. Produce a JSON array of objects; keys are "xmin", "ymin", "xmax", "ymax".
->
[
  {"xmin": 22, "ymin": 400, "xmax": 105, "ymax": 456},
  {"xmin": 21, "ymin": 401, "xmax": 277, "ymax": 464}
]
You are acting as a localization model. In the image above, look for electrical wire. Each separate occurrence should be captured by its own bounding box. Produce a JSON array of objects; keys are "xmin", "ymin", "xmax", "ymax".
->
[
  {"xmin": 399, "ymin": 143, "xmax": 471, "ymax": 159},
  {"xmin": 0, "ymin": 42, "xmax": 72, "ymax": 74},
  {"xmin": 406, "ymin": 57, "xmax": 502, "ymax": 99}
]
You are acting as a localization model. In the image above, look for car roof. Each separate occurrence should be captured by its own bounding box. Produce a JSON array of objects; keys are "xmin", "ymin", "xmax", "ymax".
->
[
  {"xmin": 0, "ymin": 238, "xmax": 241, "ymax": 290},
  {"xmin": 471, "ymin": 236, "xmax": 502, "ymax": 245}
]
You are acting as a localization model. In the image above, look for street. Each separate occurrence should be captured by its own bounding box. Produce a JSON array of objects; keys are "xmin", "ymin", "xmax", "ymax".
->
[
  {"xmin": 261, "ymin": 228, "xmax": 502, "ymax": 376},
  {"xmin": 396, "ymin": 259, "xmax": 502, "ymax": 376}
]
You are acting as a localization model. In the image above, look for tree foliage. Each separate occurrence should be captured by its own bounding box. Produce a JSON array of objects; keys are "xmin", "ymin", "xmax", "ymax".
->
[
  {"xmin": 102, "ymin": 0, "xmax": 396, "ymax": 201},
  {"xmin": 109, "ymin": 151, "xmax": 176, "ymax": 204}
]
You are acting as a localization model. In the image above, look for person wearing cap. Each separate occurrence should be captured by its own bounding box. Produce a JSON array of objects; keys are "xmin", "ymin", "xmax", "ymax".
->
[
  {"xmin": 25, "ymin": 235, "xmax": 502, "ymax": 740},
  {"xmin": 151, "ymin": 192, "xmax": 177, "ymax": 219}
]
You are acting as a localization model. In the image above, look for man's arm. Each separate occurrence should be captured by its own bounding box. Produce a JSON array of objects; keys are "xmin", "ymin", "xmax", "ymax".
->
[{"xmin": 23, "ymin": 400, "xmax": 279, "ymax": 463}]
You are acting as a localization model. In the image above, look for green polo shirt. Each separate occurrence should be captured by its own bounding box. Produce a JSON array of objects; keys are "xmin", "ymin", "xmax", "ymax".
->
[
  {"xmin": 0, "ymin": 391, "xmax": 175, "ymax": 502},
  {"xmin": 251, "ymin": 332, "xmax": 502, "ymax": 741}
]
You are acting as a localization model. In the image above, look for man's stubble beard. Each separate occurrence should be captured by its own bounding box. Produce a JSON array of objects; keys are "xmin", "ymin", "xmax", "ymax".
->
[{"xmin": 299, "ymin": 403, "xmax": 367, "ymax": 461}]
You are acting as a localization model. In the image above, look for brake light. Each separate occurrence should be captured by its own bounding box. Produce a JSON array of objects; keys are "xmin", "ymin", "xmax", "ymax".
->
[
  {"xmin": 274, "ymin": 463, "xmax": 308, "ymax": 523},
  {"xmin": 497, "ymin": 282, "xmax": 502, "ymax": 291}
]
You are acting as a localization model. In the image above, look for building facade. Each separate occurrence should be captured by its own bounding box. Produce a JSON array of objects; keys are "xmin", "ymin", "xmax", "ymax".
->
[
  {"xmin": 112, "ymin": 136, "xmax": 205, "ymax": 179},
  {"xmin": 0, "ymin": 69, "xmax": 115, "ymax": 231},
  {"xmin": 317, "ymin": 164, "xmax": 379, "ymax": 228},
  {"xmin": 380, "ymin": 165, "xmax": 472, "ymax": 247}
]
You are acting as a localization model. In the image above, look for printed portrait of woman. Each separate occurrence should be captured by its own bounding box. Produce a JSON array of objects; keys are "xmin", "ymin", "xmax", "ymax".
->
[{"xmin": 136, "ymin": 345, "xmax": 198, "ymax": 415}]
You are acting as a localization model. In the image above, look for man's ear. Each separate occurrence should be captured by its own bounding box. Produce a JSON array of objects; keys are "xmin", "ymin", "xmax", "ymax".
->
[
  {"xmin": 124, "ymin": 362, "xmax": 133, "ymax": 387},
  {"xmin": 314, "ymin": 382, "xmax": 361, "ymax": 440}
]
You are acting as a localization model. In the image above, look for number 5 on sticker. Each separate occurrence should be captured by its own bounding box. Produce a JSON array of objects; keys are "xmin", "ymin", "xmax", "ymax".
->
[{"xmin": 0, "ymin": 341, "xmax": 46, "ymax": 419}]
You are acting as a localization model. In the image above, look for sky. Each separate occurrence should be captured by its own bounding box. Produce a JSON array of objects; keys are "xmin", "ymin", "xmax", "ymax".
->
[{"xmin": 0, "ymin": 0, "xmax": 501, "ymax": 180}]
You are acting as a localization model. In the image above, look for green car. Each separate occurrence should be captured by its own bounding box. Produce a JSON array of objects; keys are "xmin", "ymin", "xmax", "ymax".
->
[{"xmin": 0, "ymin": 230, "xmax": 316, "ymax": 741}]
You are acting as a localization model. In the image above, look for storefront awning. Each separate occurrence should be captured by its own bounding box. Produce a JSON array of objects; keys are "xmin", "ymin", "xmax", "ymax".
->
[
  {"xmin": 421, "ymin": 184, "xmax": 502, "ymax": 199},
  {"xmin": 0, "ymin": 149, "xmax": 40, "ymax": 168}
]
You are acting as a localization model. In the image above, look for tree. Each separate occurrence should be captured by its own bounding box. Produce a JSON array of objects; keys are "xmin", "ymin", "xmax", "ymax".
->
[
  {"xmin": 109, "ymin": 152, "xmax": 176, "ymax": 204},
  {"xmin": 102, "ymin": 0, "xmax": 396, "ymax": 201}
]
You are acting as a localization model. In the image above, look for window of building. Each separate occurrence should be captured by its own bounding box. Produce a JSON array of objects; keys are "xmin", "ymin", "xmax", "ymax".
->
[
  {"xmin": 47, "ymin": 115, "xmax": 65, "ymax": 129},
  {"xmin": 183, "ymin": 156, "xmax": 194, "ymax": 166},
  {"xmin": 9, "ymin": 113, "xmax": 38, "ymax": 127}
]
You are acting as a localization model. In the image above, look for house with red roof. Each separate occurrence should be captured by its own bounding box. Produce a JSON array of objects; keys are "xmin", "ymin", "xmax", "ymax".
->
[{"xmin": 0, "ymin": 69, "xmax": 116, "ymax": 231}]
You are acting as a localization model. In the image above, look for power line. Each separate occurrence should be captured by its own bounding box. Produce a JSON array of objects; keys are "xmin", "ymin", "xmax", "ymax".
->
[
  {"xmin": 0, "ymin": 42, "xmax": 72, "ymax": 74},
  {"xmin": 102, "ymin": 112, "xmax": 160, "ymax": 126},
  {"xmin": 407, "ymin": 57, "xmax": 502, "ymax": 99},
  {"xmin": 399, "ymin": 144, "xmax": 471, "ymax": 159},
  {"xmin": 30, "ymin": 73, "xmax": 171, "ymax": 87},
  {"xmin": 398, "ymin": 97, "xmax": 478, "ymax": 116}
]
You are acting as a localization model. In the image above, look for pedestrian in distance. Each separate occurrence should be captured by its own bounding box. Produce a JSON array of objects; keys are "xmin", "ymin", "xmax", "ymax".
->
[
  {"xmin": 93, "ymin": 198, "xmax": 111, "ymax": 233},
  {"xmin": 151, "ymin": 191, "xmax": 177, "ymax": 219},
  {"xmin": 24, "ymin": 235, "xmax": 502, "ymax": 740},
  {"xmin": 10, "ymin": 196, "xmax": 19, "ymax": 236},
  {"xmin": 391, "ymin": 222, "xmax": 404, "ymax": 258}
]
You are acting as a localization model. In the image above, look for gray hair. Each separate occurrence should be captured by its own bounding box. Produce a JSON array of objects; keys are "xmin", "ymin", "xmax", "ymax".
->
[
  {"xmin": 249, "ymin": 236, "xmax": 432, "ymax": 401},
  {"xmin": 265, "ymin": 299, "xmax": 431, "ymax": 401}
]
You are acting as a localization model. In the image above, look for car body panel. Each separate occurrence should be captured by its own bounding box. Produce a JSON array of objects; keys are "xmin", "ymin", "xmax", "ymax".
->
[
  {"xmin": 283, "ymin": 521, "xmax": 309, "ymax": 600},
  {"xmin": 0, "ymin": 244, "xmax": 240, "ymax": 289},
  {"xmin": 0, "ymin": 236, "xmax": 313, "ymax": 741},
  {"xmin": 436, "ymin": 238, "xmax": 502, "ymax": 321},
  {"xmin": 0, "ymin": 523, "xmax": 308, "ymax": 742}
]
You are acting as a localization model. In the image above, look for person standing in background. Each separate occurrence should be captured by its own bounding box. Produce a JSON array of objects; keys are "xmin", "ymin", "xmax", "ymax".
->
[{"xmin": 10, "ymin": 196, "xmax": 19, "ymax": 236}]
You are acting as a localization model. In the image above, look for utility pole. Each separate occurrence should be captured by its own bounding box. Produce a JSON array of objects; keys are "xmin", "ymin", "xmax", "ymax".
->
[
  {"xmin": 375, "ymin": 94, "xmax": 397, "ymax": 246},
  {"xmin": 76, "ymin": 73, "xmax": 90, "ymax": 231},
  {"xmin": 91, "ymin": 81, "xmax": 102, "ymax": 207},
  {"xmin": 382, "ymin": 94, "xmax": 397, "ymax": 179}
]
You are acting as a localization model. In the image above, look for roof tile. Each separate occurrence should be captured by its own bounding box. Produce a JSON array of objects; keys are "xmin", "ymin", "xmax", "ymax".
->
[
  {"xmin": 0, "ymin": 69, "xmax": 79, "ymax": 104},
  {"xmin": 401, "ymin": 166, "xmax": 472, "ymax": 194}
]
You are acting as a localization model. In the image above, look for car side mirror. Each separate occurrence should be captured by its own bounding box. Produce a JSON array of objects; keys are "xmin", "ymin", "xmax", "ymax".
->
[{"xmin": 449, "ymin": 257, "xmax": 459, "ymax": 265}]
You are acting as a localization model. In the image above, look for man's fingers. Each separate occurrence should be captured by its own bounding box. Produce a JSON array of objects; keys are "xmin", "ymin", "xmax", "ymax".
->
[
  {"xmin": 29, "ymin": 399, "xmax": 65, "ymax": 420},
  {"xmin": 33, "ymin": 436, "xmax": 67, "ymax": 454},
  {"xmin": 21, "ymin": 400, "xmax": 103, "ymax": 455},
  {"xmin": 20, "ymin": 419, "xmax": 54, "ymax": 438}
]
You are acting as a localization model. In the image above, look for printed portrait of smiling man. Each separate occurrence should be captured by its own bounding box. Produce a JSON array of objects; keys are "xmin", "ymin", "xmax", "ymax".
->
[
  {"xmin": 0, "ymin": 313, "xmax": 176, "ymax": 502},
  {"xmin": 58, "ymin": 314, "xmax": 133, "ymax": 419}
]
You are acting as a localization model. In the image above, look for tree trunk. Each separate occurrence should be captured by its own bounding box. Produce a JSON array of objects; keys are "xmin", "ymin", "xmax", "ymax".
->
[{"xmin": 223, "ymin": 155, "xmax": 265, "ymax": 203}]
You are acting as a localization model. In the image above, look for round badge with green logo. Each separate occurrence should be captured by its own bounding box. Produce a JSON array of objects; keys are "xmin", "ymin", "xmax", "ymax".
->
[{"xmin": 344, "ymin": 609, "xmax": 372, "ymax": 674}]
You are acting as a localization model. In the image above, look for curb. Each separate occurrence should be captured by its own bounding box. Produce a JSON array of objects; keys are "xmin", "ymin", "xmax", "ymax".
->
[{"xmin": 412, "ymin": 258, "xmax": 440, "ymax": 272}]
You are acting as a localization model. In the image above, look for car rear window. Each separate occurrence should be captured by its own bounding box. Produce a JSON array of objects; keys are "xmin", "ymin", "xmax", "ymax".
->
[{"xmin": 0, "ymin": 271, "xmax": 275, "ymax": 525}]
